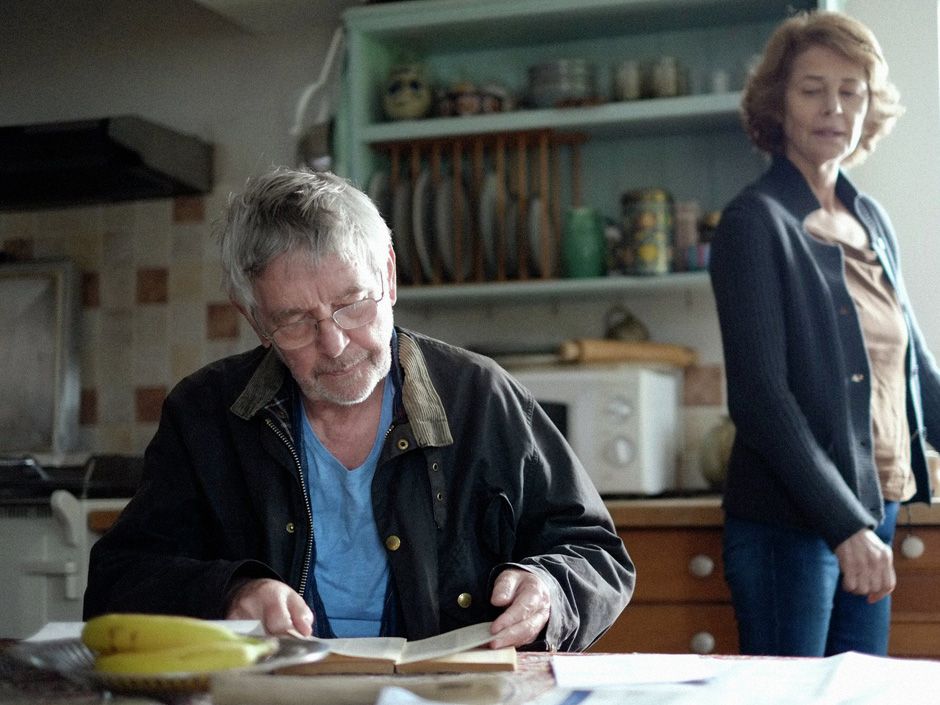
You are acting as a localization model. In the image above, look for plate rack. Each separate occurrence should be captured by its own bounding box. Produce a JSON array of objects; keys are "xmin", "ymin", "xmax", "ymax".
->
[{"xmin": 371, "ymin": 129, "xmax": 586, "ymax": 286}]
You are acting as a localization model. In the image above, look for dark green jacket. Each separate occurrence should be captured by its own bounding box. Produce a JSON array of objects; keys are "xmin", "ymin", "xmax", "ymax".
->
[{"xmin": 84, "ymin": 328, "xmax": 634, "ymax": 651}]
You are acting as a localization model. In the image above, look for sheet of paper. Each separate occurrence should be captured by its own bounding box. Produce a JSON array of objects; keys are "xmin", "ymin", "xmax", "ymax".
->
[
  {"xmin": 552, "ymin": 653, "xmax": 720, "ymax": 687},
  {"xmin": 550, "ymin": 652, "xmax": 940, "ymax": 705}
]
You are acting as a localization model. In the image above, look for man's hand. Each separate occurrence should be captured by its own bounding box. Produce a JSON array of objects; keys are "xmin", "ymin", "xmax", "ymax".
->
[
  {"xmin": 226, "ymin": 578, "xmax": 314, "ymax": 636},
  {"xmin": 834, "ymin": 528, "xmax": 896, "ymax": 604},
  {"xmin": 488, "ymin": 568, "xmax": 551, "ymax": 648}
]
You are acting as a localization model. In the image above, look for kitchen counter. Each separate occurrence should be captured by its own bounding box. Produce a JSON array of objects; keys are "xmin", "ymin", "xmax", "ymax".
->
[
  {"xmin": 604, "ymin": 495, "xmax": 940, "ymax": 527},
  {"xmin": 87, "ymin": 495, "xmax": 940, "ymax": 535}
]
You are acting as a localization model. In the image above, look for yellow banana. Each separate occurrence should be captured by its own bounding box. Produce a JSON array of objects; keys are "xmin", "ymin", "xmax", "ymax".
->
[
  {"xmin": 82, "ymin": 613, "xmax": 242, "ymax": 655},
  {"xmin": 93, "ymin": 637, "xmax": 277, "ymax": 674}
]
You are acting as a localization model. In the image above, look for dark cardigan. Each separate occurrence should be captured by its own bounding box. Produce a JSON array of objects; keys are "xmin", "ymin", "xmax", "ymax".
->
[{"xmin": 709, "ymin": 156, "xmax": 940, "ymax": 549}]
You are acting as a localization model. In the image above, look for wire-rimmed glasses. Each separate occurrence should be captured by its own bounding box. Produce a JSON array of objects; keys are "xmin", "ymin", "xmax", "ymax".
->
[{"xmin": 262, "ymin": 280, "xmax": 385, "ymax": 350}]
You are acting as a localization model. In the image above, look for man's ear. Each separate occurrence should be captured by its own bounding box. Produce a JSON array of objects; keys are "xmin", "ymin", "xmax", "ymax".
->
[
  {"xmin": 233, "ymin": 300, "xmax": 271, "ymax": 348},
  {"xmin": 386, "ymin": 243, "xmax": 398, "ymax": 306}
]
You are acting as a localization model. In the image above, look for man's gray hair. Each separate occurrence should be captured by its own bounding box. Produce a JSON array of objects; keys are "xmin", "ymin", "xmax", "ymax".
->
[{"xmin": 217, "ymin": 167, "xmax": 391, "ymax": 313}]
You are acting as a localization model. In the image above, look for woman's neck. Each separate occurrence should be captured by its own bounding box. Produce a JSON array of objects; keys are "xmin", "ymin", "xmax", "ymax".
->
[{"xmin": 786, "ymin": 151, "xmax": 841, "ymax": 213}]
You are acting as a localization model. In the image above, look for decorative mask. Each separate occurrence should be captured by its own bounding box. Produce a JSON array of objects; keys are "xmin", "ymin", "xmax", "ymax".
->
[{"xmin": 383, "ymin": 63, "xmax": 432, "ymax": 120}]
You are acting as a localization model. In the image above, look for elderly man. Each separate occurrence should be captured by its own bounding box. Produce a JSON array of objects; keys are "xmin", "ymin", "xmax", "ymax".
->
[{"xmin": 84, "ymin": 168, "xmax": 634, "ymax": 651}]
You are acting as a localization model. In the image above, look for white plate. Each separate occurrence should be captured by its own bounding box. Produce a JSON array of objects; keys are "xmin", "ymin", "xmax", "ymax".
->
[
  {"xmin": 367, "ymin": 171, "xmax": 390, "ymax": 218},
  {"xmin": 2, "ymin": 637, "xmax": 329, "ymax": 697},
  {"xmin": 435, "ymin": 173, "xmax": 473, "ymax": 281},
  {"xmin": 391, "ymin": 178, "xmax": 414, "ymax": 282},
  {"xmin": 526, "ymin": 196, "xmax": 551, "ymax": 276},
  {"xmin": 479, "ymin": 171, "xmax": 499, "ymax": 278},
  {"xmin": 504, "ymin": 196, "xmax": 518, "ymax": 278},
  {"xmin": 411, "ymin": 168, "xmax": 435, "ymax": 281}
]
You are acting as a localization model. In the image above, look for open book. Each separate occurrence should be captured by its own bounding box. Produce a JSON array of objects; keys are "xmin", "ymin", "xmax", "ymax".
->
[
  {"xmin": 25, "ymin": 620, "xmax": 516, "ymax": 676},
  {"xmin": 279, "ymin": 622, "xmax": 517, "ymax": 675}
]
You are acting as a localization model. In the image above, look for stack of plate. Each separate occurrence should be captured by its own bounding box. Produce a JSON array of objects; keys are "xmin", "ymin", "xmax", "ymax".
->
[
  {"xmin": 369, "ymin": 168, "xmax": 556, "ymax": 284},
  {"xmin": 527, "ymin": 59, "xmax": 596, "ymax": 108}
]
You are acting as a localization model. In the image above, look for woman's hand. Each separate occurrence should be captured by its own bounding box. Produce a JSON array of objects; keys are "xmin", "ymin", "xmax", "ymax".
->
[
  {"xmin": 834, "ymin": 529, "xmax": 896, "ymax": 603},
  {"xmin": 226, "ymin": 578, "xmax": 314, "ymax": 636}
]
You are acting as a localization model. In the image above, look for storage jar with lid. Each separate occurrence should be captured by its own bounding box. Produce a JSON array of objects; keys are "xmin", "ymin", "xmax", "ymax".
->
[{"xmin": 621, "ymin": 188, "xmax": 674, "ymax": 275}]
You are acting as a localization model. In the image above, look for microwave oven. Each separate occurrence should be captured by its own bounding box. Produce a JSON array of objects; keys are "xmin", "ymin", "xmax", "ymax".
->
[{"xmin": 507, "ymin": 364, "xmax": 680, "ymax": 496}]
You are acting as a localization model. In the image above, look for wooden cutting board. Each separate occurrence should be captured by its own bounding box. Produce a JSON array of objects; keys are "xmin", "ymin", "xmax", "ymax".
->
[{"xmin": 557, "ymin": 338, "xmax": 698, "ymax": 368}]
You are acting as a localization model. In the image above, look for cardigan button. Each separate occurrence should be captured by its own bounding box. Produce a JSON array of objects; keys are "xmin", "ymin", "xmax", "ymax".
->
[
  {"xmin": 839, "ymin": 306, "xmax": 850, "ymax": 316},
  {"xmin": 457, "ymin": 593, "xmax": 472, "ymax": 608},
  {"xmin": 385, "ymin": 535, "xmax": 402, "ymax": 551},
  {"xmin": 851, "ymin": 373, "xmax": 865, "ymax": 383}
]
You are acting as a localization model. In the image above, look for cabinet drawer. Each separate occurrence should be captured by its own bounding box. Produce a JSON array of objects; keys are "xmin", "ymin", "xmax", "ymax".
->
[
  {"xmin": 889, "ymin": 618, "xmax": 940, "ymax": 659},
  {"xmin": 892, "ymin": 572, "xmax": 940, "ymax": 614},
  {"xmin": 591, "ymin": 604, "xmax": 739, "ymax": 655},
  {"xmin": 620, "ymin": 529, "xmax": 730, "ymax": 602}
]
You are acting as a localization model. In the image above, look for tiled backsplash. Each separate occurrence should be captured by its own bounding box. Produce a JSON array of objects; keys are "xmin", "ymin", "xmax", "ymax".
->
[
  {"xmin": 1, "ymin": 194, "xmax": 726, "ymax": 487},
  {"xmin": 1, "ymin": 194, "xmax": 258, "ymax": 455}
]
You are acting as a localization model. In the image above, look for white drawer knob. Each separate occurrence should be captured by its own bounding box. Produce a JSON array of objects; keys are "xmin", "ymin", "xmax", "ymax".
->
[
  {"xmin": 901, "ymin": 535, "xmax": 925, "ymax": 559},
  {"xmin": 690, "ymin": 631, "xmax": 716, "ymax": 654},
  {"xmin": 688, "ymin": 554, "xmax": 715, "ymax": 578}
]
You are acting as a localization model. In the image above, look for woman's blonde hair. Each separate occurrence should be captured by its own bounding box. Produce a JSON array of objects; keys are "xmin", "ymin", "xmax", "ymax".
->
[{"xmin": 741, "ymin": 10, "xmax": 904, "ymax": 166}]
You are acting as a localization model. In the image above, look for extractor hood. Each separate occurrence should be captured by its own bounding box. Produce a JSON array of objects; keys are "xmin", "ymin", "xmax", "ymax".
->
[{"xmin": 0, "ymin": 116, "xmax": 213, "ymax": 211}]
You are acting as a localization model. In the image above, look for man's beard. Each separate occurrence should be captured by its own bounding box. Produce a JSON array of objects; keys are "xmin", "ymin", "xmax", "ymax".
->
[{"xmin": 298, "ymin": 347, "xmax": 391, "ymax": 406}]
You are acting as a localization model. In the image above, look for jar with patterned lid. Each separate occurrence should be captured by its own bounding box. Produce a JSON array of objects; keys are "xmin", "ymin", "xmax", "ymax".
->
[{"xmin": 621, "ymin": 188, "xmax": 674, "ymax": 275}]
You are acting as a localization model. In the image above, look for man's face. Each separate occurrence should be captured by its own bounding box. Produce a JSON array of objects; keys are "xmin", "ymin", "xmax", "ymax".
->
[{"xmin": 249, "ymin": 249, "xmax": 396, "ymax": 408}]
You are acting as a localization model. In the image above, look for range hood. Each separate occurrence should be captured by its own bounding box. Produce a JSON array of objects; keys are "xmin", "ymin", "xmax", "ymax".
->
[{"xmin": 0, "ymin": 116, "xmax": 213, "ymax": 211}]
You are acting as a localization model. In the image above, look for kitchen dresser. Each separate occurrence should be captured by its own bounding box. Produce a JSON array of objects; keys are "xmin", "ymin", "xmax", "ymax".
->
[
  {"xmin": 594, "ymin": 497, "xmax": 940, "ymax": 658},
  {"xmin": 339, "ymin": 0, "xmax": 836, "ymax": 301}
]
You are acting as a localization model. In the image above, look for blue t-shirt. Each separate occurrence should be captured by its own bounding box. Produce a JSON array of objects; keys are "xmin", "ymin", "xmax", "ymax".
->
[{"xmin": 303, "ymin": 376, "xmax": 394, "ymax": 637}]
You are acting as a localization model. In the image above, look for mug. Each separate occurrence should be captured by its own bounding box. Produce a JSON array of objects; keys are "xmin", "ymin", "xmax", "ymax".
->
[{"xmin": 562, "ymin": 207, "xmax": 605, "ymax": 278}]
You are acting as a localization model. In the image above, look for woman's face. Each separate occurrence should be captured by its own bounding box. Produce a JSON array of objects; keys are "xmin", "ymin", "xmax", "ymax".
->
[{"xmin": 783, "ymin": 45, "xmax": 869, "ymax": 172}]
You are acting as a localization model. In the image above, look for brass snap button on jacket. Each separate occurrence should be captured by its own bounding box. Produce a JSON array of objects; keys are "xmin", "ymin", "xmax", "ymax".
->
[
  {"xmin": 396, "ymin": 438, "xmax": 410, "ymax": 451},
  {"xmin": 285, "ymin": 522, "xmax": 295, "ymax": 534},
  {"xmin": 385, "ymin": 535, "xmax": 402, "ymax": 551},
  {"xmin": 457, "ymin": 593, "xmax": 472, "ymax": 608}
]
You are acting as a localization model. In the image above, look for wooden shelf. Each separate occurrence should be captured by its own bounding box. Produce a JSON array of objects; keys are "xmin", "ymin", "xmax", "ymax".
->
[
  {"xmin": 396, "ymin": 271, "xmax": 711, "ymax": 307},
  {"xmin": 361, "ymin": 93, "xmax": 742, "ymax": 144}
]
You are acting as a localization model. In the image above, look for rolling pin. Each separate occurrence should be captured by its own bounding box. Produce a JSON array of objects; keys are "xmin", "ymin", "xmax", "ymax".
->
[{"xmin": 557, "ymin": 338, "xmax": 698, "ymax": 368}]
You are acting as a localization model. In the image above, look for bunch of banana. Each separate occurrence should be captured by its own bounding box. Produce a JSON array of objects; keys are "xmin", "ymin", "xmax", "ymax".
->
[{"xmin": 81, "ymin": 614, "xmax": 277, "ymax": 675}]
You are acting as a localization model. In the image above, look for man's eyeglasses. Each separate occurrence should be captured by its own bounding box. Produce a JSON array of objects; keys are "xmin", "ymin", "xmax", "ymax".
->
[{"xmin": 262, "ymin": 281, "xmax": 385, "ymax": 350}]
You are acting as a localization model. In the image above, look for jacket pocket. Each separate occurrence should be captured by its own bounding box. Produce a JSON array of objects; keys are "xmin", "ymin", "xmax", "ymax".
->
[
  {"xmin": 481, "ymin": 489, "xmax": 516, "ymax": 562},
  {"xmin": 438, "ymin": 490, "xmax": 516, "ymax": 627}
]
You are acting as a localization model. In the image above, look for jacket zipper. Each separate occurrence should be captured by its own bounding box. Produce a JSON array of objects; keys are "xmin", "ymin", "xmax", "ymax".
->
[{"xmin": 265, "ymin": 417, "xmax": 313, "ymax": 600}]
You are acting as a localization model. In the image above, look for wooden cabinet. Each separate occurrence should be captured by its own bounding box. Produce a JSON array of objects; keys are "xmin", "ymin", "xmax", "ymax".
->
[
  {"xmin": 889, "ymin": 526, "xmax": 940, "ymax": 657},
  {"xmin": 592, "ymin": 526, "xmax": 737, "ymax": 654},
  {"xmin": 598, "ymin": 498, "xmax": 940, "ymax": 658}
]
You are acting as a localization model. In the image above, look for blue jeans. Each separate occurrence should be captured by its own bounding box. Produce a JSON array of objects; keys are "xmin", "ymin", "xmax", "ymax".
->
[{"xmin": 723, "ymin": 502, "xmax": 899, "ymax": 656}]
